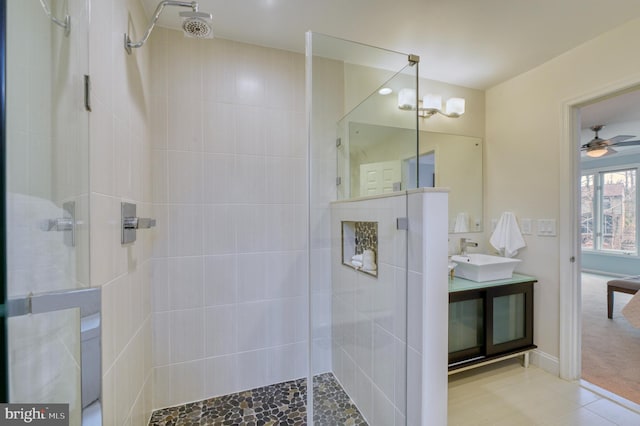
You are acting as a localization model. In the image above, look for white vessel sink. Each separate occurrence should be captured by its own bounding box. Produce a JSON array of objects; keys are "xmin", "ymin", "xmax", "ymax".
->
[{"xmin": 450, "ymin": 253, "xmax": 521, "ymax": 282}]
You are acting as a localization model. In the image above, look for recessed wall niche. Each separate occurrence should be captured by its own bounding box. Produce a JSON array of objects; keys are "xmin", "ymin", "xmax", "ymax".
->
[{"xmin": 341, "ymin": 221, "xmax": 378, "ymax": 277}]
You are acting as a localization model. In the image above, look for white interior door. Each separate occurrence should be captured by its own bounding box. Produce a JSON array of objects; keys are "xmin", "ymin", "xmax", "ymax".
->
[{"xmin": 359, "ymin": 160, "xmax": 402, "ymax": 196}]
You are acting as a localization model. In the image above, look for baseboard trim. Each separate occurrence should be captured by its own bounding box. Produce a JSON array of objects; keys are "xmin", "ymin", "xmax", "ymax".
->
[{"xmin": 530, "ymin": 349, "xmax": 559, "ymax": 376}]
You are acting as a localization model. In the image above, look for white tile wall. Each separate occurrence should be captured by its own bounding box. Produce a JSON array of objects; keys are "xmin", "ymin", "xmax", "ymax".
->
[
  {"xmin": 150, "ymin": 29, "xmax": 310, "ymax": 409},
  {"xmin": 330, "ymin": 195, "xmax": 409, "ymax": 424},
  {"xmin": 89, "ymin": 0, "xmax": 155, "ymax": 424},
  {"xmin": 329, "ymin": 191, "xmax": 448, "ymax": 425}
]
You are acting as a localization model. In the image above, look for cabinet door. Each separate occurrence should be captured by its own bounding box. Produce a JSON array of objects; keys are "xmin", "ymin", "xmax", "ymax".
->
[
  {"xmin": 486, "ymin": 282, "xmax": 534, "ymax": 355},
  {"xmin": 448, "ymin": 291, "xmax": 484, "ymax": 364}
]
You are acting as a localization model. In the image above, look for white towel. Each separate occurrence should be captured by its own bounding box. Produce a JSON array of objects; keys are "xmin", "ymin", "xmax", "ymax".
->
[
  {"xmin": 489, "ymin": 212, "xmax": 526, "ymax": 258},
  {"xmin": 622, "ymin": 291, "xmax": 640, "ymax": 328},
  {"xmin": 362, "ymin": 249, "xmax": 377, "ymax": 271},
  {"xmin": 453, "ymin": 212, "xmax": 469, "ymax": 233}
]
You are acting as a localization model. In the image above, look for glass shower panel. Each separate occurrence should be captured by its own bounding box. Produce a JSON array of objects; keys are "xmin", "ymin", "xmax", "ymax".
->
[
  {"xmin": 336, "ymin": 64, "xmax": 419, "ymax": 200},
  {"xmin": 3, "ymin": 0, "xmax": 91, "ymax": 423},
  {"xmin": 307, "ymin": 32, "xmax": 418, "ymax": 425}
]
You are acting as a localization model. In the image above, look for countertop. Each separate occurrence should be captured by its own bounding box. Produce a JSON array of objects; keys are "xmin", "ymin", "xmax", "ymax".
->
[{"xmin": 449, "ymin": 273, "xmax": 537, "ymax": 293}]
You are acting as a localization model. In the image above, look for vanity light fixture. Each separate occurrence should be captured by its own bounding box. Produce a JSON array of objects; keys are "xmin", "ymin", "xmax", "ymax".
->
[{"xmin": 398, "ymin": 88, "xmax": 465, "ymax": 119}]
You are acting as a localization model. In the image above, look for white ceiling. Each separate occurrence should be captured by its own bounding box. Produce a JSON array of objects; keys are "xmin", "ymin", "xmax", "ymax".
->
[{"xmin": 142, "ymin": 0, "xmax": 640, "ymax": 90}]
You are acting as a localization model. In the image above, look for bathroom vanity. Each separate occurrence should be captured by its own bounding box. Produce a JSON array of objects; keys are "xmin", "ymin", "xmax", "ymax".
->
[{"xmin": 448, "ymin": 274, "xmax": 537, "ymax": 373}]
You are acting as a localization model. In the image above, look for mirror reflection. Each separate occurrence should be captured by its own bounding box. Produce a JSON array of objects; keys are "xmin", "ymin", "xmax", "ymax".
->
[{"xmin": 347, "ymin": 122, "xmax": 483, "ymax": 232}]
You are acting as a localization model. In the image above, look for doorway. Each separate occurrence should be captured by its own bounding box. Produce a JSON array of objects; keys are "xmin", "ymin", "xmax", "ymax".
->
[{"xmin": 579, "ymin": 89, "xmax": 640, "ymax": 404}]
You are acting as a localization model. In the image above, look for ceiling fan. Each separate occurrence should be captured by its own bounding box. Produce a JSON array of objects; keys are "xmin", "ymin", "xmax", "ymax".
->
[{"xmin": 581, "ymin": 125, "xmax": 640, "ymax": 158}]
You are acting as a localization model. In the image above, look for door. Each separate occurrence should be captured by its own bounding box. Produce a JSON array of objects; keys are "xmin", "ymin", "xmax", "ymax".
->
[
  {"xmin": 448, "ymin": 290, "xmax": 485, "ymax": 365},
  {"xmin": 2, "ymin": 1, "xmax": 94, "ymax": 424},
  {"xmin": 359, "ymin": 160, "xmax": 402, "ymax": 195},
  {"xmin": 486, "ymin": 282, "xmax": 534, "ymax": 355}
]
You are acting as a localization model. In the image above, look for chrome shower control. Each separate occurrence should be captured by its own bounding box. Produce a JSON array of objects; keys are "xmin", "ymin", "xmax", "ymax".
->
[
  {"xmin": 121, "ymin": 202, "xmax": 156, "ymax": 244},
  {"xmin": 42, "ymin": 217, "xmax": 74, "ymax": 232},
  {"xmin": 123, "ymin": 217, "xmax": 157, "ymax": 230},
  {"xmin": 41, "ymin": 201, "xmax": 76, "ymax": 247}
]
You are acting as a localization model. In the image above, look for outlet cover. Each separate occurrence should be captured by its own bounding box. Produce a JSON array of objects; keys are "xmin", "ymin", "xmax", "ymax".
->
[{"xmin": 520, "ymin": 218, "xmax": 532, "ymax": 235}]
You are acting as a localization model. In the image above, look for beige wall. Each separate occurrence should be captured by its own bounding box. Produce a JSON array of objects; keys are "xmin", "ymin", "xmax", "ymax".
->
[
  {"xmin": 343, "ymin": 63, "xmax": 485, "ymax": 138},
  {"xmin": 90, "ymin": 0, "xmax": 154, "ymax": 424},
  {"xmin": 485, "ymin": 17, "xmax": 640, "ymax": 366}
]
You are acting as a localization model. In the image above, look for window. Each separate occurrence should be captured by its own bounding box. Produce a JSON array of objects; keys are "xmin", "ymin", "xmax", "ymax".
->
[{"xmin": 581, "ymin": 167, "xmax": 637, "ymax": 255}]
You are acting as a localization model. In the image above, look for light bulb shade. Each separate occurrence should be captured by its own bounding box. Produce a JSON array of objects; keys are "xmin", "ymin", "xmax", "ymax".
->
[
  {"xmin": 422, "ymin": 94, "xmax": 442, "ymax": 111},
  {"xmin": 446, "ymin": 97, "xmax": 465, "ymax": 117},
  {"xmin": 586, "ymin": 147, "xmax": 609, "ymax": 157},
  {"xmin": 398, "ymin": 88, "xmax": 417, "ymax": 110}
]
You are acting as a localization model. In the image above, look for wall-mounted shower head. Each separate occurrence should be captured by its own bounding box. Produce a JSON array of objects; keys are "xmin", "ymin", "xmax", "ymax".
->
[
  {"xmin": 39, "ymin": 0, "xmax": 70, "ymax": 36},
  {"xmin": 125, "ymin": 1, "xmax": 213, "ymax": 54},
  {"xmin": 179, "ymin": 11, "xmax": 213, "ymax": 39}
]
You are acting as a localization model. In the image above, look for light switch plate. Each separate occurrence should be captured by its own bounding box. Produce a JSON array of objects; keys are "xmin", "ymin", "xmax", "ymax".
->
[
  {"xmin": 520, "ymin": 218, "xmax": 532, "ymax": 235},
  {"xmin": 537, "ymin": 219, "xmax": 557, "ymax": 236}
]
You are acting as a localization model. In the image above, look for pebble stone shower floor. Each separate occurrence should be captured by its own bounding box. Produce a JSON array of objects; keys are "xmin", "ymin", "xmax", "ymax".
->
[{"xmin": 148, "ymin": 372, "xmax": 368, "ymax": 425}]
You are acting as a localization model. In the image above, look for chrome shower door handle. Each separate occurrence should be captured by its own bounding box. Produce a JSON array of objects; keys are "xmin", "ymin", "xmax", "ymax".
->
[{"xmin": 121, "ymin": 202, "xmax": 156, "ymax": 244}]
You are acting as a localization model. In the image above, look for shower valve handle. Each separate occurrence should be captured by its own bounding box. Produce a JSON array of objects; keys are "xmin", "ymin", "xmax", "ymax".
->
[
  {"xmin": 42, "ymin": 217, "xmax": 74, "ymax": 232},
  {"xmin": 121, "ymin": 202, "xmax": 156, "ymax": 244},
  {"xmin": 123, "ymin": 216, "xmax": 157, "ymax": 230}
]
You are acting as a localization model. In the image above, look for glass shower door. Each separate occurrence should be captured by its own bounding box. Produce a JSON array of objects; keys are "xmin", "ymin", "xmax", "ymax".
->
[
  {"xmin": 2, "ymin": 1, "xmax": 92, "ymax": 424},
  {"xmin": 307, "ymin": 32, "xmax": 419, "ymax": 425}
]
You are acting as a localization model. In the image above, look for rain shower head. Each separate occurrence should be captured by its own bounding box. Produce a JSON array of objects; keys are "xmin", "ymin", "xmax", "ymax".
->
[
  {"xmin": 125, "ymin": 1, "xmax": 213, "ymax": 54},
  {"xmin": 179, "ymin": 11, "xmax": 213, "ymax": 39}
]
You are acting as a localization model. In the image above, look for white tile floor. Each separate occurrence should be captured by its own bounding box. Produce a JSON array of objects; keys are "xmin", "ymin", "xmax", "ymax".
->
[{"xmin": 448, "ymin": 358, "xmax": 640, "ymax": 425}]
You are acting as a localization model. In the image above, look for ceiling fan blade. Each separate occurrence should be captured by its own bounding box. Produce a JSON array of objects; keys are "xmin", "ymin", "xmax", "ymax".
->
[
  {"xmin": 608, "ymin": 134, "xmax": 635, "ymax": 144},
  {"xmin": 611, "ymin": 139, "xmax": 640, "ymax": 147}
]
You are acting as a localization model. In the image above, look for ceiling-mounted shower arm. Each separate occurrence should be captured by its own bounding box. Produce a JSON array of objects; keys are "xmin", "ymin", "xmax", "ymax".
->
[
  {"xmin": 39, "ymin": 0, "xmax": 70, "ymax": 36},
  {"xmin": 125, "ymin": 0, "xmax": 199, "ymax": 54}
]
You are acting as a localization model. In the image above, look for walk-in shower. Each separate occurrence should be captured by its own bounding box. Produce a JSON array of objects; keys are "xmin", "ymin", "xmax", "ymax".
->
[
  {"xmin": 307, "ymin": 32, "xmax": 449, "ymax": 425},
  {"xmin": 124, "ymin": 0, "xmax": 213, "ymax": 54}
]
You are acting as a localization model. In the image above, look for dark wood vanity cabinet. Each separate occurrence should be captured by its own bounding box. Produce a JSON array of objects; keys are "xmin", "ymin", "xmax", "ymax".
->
[{"xmin": 448, "ymin": 277, "xmax": 537, "ymax": 371}]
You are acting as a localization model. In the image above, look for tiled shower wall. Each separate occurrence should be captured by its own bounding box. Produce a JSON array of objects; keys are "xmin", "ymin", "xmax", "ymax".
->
[
  {"xmin": 330, "ymin": 195, "xmax": 409, "ymax": 425},
  {"xmin": 329, "ymin": 191, "xmax": 449, "ymax": 426},
  {"xmin": 149, "ymin": 28, "xmax": 313, "ymax": 409},
  {"xmin": 90, "ymin": 0, "xmax": 154, "ymax": 424}
]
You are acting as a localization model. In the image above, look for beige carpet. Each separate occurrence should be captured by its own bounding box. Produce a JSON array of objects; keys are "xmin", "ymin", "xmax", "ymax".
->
[{"xmin": 582, "ymin": 273, "xmax": 640, "ymax": 404}]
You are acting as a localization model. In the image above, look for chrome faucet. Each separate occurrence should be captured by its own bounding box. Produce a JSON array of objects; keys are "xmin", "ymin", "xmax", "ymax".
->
[{"xmin": 459, "ymin": 237, "xmax": 478, "ymax": 255}]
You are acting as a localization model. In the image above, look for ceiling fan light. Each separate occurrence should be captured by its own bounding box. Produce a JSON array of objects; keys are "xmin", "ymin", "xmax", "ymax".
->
[{"xmin": 586, "ymin": 147, "xmax": 608, "ymax": 158}]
